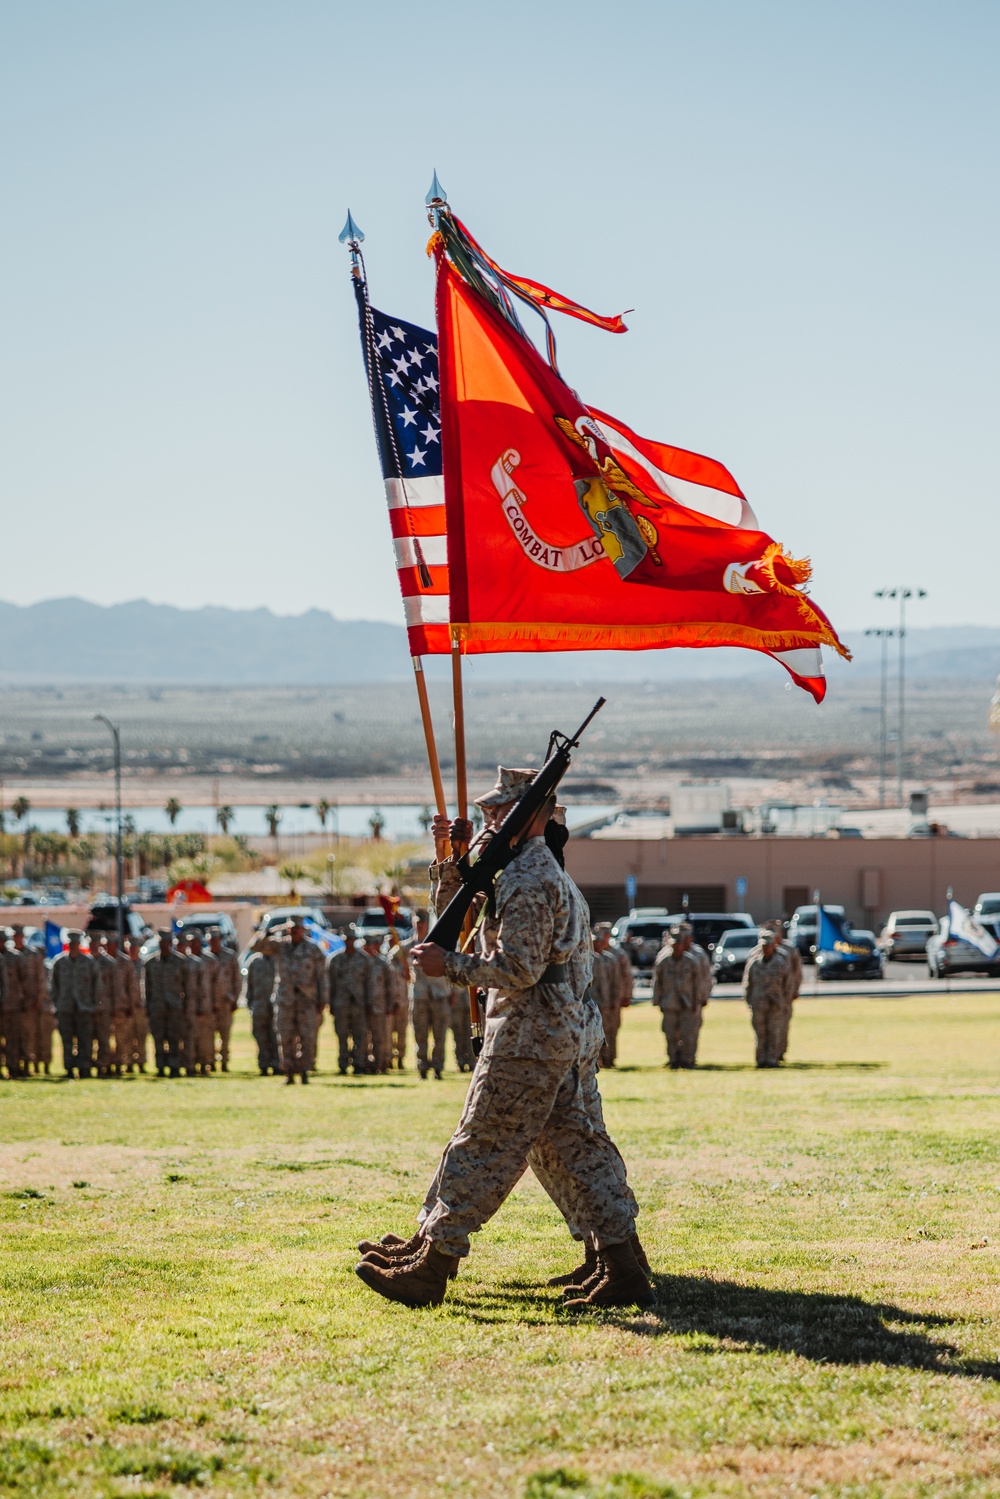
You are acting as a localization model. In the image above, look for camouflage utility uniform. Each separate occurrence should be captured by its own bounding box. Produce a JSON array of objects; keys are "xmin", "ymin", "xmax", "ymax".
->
[
  {"xmin": 19, "ymin": 944, "xmax": 51, "ymax": 1074},
  {"xmin": 363, "ymin": 949, "xmax": 393, "ymax": 1075},
  {"xmin": 245, "ymin": 952, "xmax": 278, "ymax": 1073},
  {"xmin": 51, "ymin": 950, "xmax": 99, "ymax": 1077},
  {"xmin": 1, "ymin": 942, "xmax": 26, "ymax": 1077},
  {"xmin": 743, "ymin": 941, "xmax": 798, "ymax": 1067},
  {"xmin": 418, "ymin": 836, "xmax": 636, "ymax": 1259},
  {"xmin": 406, "ymin": 944, "xmax": 453, "ymax": 1079},
  {"xmin": 109, "ymin": 954, "xmax": 135, "ymax": 1072},
  {"xmin": 143, "ymin": 949, "xmax": 186, "ymax": 1074},
  {"xmin": 387, "ymin": 951, "xmax": 408, "ymax": 1070},
  {"xmin": 591, "ymin": 944, "xmax": 632, "ymax": 1067},
  {"xmin": 273, "ymin": 938, "xmax": 326, "ymax": 1078},
  {"xmin": 209, "ymin": 947, "xmax": 241, "ymax": 1071},
  {"xmin": 184, "ymin": 953, "xmax": 214, "ymax": 1074},
  {"xmin": 94, "ymin": 950, "xmax": 125, "ymax": 1074},
  {"xmin": 127, "ymin": 949, "xmax": 148, "ymax": 1069},
  {"xmin": 653, "ymin": 940, "xmax": 712, "ymax": 1068},
  {"xmin": 327, "ymin": 944, "xmax": 370, "ymax": 1074}
]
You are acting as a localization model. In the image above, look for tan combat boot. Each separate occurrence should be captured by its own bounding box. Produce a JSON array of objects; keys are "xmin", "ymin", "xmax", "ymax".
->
[
  {"xmin": 564, "ymin": 1240, "xmax": 655, "ymax": 1310},
  {"xmin": 355, "ymin": 1239, "xmax": 458, "ymax": 1307},
  {"xmin": 547, "ymin": 1242, "xmax": 598, "ymax": 1288},
  {"xmin": 357, "ymin": 1230, "xmax": 422, "ymax": 1256},
  {"xmin": 630, "ymin": 1233, "xmax": 652, "ymax": 1275}
]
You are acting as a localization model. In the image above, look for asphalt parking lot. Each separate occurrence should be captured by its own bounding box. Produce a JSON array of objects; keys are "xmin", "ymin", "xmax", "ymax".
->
[{"xmin": 631, "ymin": 960, "xmax": 1000, "ymax": 1002}]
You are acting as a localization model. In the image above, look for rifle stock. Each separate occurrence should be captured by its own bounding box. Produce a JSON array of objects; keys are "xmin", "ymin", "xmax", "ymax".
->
[{"xmin": 428, "ymin": 697, "xmax": 605, "ymax": 953}]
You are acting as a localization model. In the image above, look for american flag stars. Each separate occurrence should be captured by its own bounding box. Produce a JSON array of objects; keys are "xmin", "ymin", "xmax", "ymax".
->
[{"xmin": 368, "ymin": 307, "xmax": 442, "ymax": 480}]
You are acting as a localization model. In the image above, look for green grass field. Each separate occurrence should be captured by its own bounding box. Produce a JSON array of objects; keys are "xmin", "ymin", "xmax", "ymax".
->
[{"xmin": 2, "ymin": 995, "xmax": 999, "ymax": 1498}]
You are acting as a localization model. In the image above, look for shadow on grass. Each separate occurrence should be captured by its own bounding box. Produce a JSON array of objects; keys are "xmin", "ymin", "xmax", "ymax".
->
[
  {"xmin": 694, "ymin": 1061, "xmax": 885, "ymax": 1072},
  {"xmin": 455, "ymin": 1275, "xmax": 999, "ymax": 1378},
  {"xmin": 609, "ymin": 1062, "xmax": 885, "ymax": 1073}
]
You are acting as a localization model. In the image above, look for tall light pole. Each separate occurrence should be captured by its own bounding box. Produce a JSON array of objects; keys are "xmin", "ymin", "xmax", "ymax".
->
[
  {"xmin": 864, "ymin": 627, "xmax": 897, "ymax": 808},
  {"xmin": 874, "ymin": 587, "xmax": 927, "ymax": 807},
  {"xmin": 94, "ymin": 714, "xmax": 124, "ymax": 947}
]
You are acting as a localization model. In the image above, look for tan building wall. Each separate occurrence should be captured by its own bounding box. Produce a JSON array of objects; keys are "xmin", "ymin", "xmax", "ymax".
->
[{"xmin": 565, "ymin": 836, "xmax": 1000, "ymax": 928}]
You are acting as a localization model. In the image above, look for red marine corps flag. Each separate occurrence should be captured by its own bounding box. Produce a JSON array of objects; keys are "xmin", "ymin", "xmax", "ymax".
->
[{"xmin": 428, "ymin": 190, "xmax": 849, "ymax": 701}]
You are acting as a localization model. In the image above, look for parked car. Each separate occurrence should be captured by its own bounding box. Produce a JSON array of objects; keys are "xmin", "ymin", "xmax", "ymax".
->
[
  {"xmin": 87, "ymin": 898, "xmax": 149, "ymax": 943},
  {"xmin": 926, "ymin": 916, "xmax": 1000, "ymax": 978},
  {"xmin": 612, "ymin": 909, "xmax": 756, "ymax": 968},
  {"xmin": 711, "ymin": 927, "xmax": 760, "ymax": 982},
  {"xmin": 973, "ymin": 892, "xmax": 1000, "ymax": 939},
  {"xmin": 671, "ymin": 912, "xmax": 757, "ymax": 958},
  {"xmin": 611, "ymin": 909, "xmax": 673, "ymax": 970},
  {"xmin": 140, "ymin": 909, "xmax": 239, "ymax": 960},
  {"xmin": 788, "ymin": 905, "xmax": 847, "ymax": 963},
  {"xmin": 815, "ymin": 930, "xmax": 884, "ymax": 980},
  {"xmin": 877, "ymin": 910, "xmax": 938, "ymax": 961},
  {"xmin": 352, "ymin": 906, "xmax": 415, "ymax": 944}
]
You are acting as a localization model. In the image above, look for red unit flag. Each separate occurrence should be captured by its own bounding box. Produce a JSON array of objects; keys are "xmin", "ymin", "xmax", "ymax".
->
[{"xmin": 434, "ymin": 243, "xmax": 848, "ymax": 701}]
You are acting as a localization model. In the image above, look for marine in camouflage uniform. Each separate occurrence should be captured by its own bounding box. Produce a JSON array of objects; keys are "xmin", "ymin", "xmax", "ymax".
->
[
  {"xmin": 743, "ymin": 926, "xmax": 799, "ymax": 1067},
  {"xmin": 357, "ymin": 771, "xmax": 649, "ymax": 1310},
  {"xmin": 1, "ymin": 931, "xmax": 26, "ymax": 1078},
  {"xmin": 12, "ymin": 927, "xmax": 51, "ymax": 1074},
  {"xmin": 143, "ymin": 932, "xmax": 186, "ymax": 1075},
  {"xmin": 183, "ymin": 935, "xmax": 214, "ymax": 1075},
  {"xmin": 401, "ymin": 913, "xmax": 450, "ymax": 1079},
  {"xmin": 387, "ymin": 946, "xmax": 409, "ymax": 1070},
  {"xmin": 88, "ymin": 936, "xmax": 114, "ymax": 1076},
  {"xmin": 362, "ymin": 938, "xmax": 393, "ymax": 1075},
  {"xmin": 590, "ymin": 923, "xmax": 633, "ymax": 1068},
  {"xmin": 207, "ymin": 933, "xmax": 241, "ymax": 1071},
  {"xmin": 652, "ymin": 922, "xmax": 713, "ymax": 1069},
  {"xmin": 423, "ymin": 786, "xmax": 640, "ymax": 1262},
  {"xmin": 245, "ymin": 945, "xmax": 278, "ymax": 1074},
  {"xmin": 126, "ymin": 937, "xmax": 148, "ymax": 1070},
  {"xmin": 262, "ymin": 916, "xmax": 326, "ymax": 1083},
  {"xmin": 50, "ymin": 931, "xmax": 99, "ymax": 1077},
  {"xmin": 94, "ymin": 937, "xmax": 130, "ymax": 1075},
  {"xmin": 327, "ymin": 931, "xmax": 369, "ymax": 1075}
]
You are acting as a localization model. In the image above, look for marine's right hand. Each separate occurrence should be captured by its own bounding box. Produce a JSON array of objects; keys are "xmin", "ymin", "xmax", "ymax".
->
[{"xmin": 449, "ymin": 817, "xmax": 474, "ymax": 849}]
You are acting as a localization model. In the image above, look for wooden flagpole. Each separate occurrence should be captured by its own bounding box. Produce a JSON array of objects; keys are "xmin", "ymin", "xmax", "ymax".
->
[
  {"xmin": 451, "ymin": 636, "xmax": 468, "ymax": 823},
  {"xmin": 412, "ymin": 655, "xmax": 447, "ymax": 818}
]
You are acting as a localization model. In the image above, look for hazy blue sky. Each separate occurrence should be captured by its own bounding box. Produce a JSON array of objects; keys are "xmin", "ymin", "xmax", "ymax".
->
[{"xmin": 1, "ymin": 0, "xmax": 997, "ymax": 635}]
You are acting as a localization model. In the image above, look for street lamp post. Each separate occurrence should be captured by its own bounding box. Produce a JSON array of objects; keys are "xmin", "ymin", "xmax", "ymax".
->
[
  {"xmin": 874, "ymin": 587, "xmax": 927, "ymax": 807},
  {"xmin": 864, "ymin": 627, "xmax": 897, "ymax": 808},
  {"xmin": 94, "ymin": 714, "xmax": 124, "ymax": 948}
]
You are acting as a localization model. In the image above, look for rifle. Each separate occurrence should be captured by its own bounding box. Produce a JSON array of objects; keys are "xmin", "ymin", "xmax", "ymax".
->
[{"xmin": 427, "ymin": 699, "xmax": 605, "ymax": 1055}]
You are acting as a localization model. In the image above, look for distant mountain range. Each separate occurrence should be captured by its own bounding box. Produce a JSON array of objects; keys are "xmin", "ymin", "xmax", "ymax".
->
[{"xmin": 0, "ymin": 598, "xmax": 998, "ymax": 684}]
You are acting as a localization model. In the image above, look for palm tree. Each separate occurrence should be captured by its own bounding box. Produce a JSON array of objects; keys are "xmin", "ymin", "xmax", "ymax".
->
[
  {"xmin": 316, "ymin": 797, "xmax": 331, "ymax": 832},
  {"xmin": 66, "ymin": 807, "xmax": 81, "ymax": 839},
  {"xmin": 418, "ymin": 805, "xmax": 433, "ymax": 836},
  {"xmin": 216, "ymin": 804, "xmax": 234, "ymax": 835},
  {"xmin": 265, "ymin": 805, "xmax": 282, "ymax": 842},
  {"xmin": 12, "ymin": 796, "xmax": 29, "ymax": 826},
  {"xmin": 368, "ymin": 808, "xmax": 386, "ymax": 842},
  {"xmin": 165, "ymin": 796, "xmax": 182, "ymax": 827},
  {"xmin": 279, "ymin": 861, "xmax": 306, "ymax": 900}
]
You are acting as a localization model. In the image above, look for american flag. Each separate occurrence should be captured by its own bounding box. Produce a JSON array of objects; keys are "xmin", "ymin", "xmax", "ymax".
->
[{"xmin": 356, "ymin": 288, "xmax": 450, "ymax": 655}]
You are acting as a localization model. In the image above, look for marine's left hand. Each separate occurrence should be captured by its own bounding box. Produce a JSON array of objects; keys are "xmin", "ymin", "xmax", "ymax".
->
[{"xmin": 411, "ymin": 942, "xmax": 446, "ymax": 978}]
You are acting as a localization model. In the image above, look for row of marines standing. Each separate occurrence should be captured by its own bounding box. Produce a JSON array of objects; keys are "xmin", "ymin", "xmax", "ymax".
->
[{"xmin": 245, "ymin": 917, "xmax": 477, "ymax": 1083}]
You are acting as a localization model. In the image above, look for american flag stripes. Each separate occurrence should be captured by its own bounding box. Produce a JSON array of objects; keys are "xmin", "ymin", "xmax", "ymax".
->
[{"xmin": 354, "ymin": 284, "xmax": 450, "ymax": 655}]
